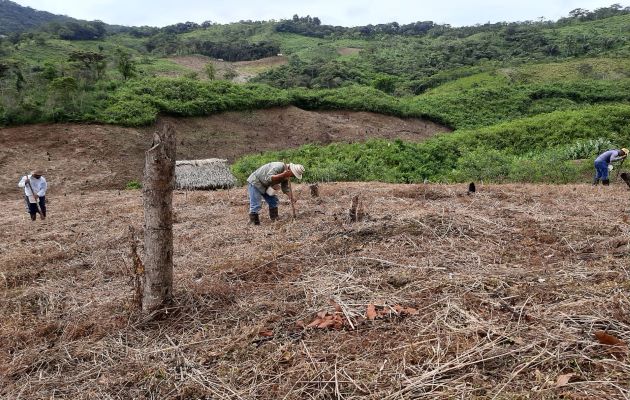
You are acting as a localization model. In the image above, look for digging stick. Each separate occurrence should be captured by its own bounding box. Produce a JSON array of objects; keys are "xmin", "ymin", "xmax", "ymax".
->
[
  {"xmin": 284, "ymin": 162, "xmax": 297, "ymax": 220},
  {"xmin": 25, "ymin": 178, "xmax": 43, "ymax": 217},
  {"xmin": 288, "ymin": 175, "xmax": 297, "ymax": 220}
]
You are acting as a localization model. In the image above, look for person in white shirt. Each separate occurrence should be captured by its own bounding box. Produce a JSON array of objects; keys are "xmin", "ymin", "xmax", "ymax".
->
[{"xmin": 18, "ymin": 169, "xmax": 48, "ymax": 221}]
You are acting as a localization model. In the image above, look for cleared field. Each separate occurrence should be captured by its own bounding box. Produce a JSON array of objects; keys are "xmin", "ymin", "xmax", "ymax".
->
[
  {"xmin": 166, "ymin": 55, "xmax": 288, "ymax": 82},
  {"xmin": 1, "ymin": 182, "xmax": 629, "ymax": 398}
]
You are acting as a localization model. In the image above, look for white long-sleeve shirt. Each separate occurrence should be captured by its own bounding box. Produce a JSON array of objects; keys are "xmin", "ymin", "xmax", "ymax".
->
[{"xmin": 18, "ymin": 175, "xmax": 47, "ymax": 198}]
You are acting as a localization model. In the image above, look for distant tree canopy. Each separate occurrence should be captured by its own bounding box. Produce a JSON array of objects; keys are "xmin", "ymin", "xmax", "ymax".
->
[
  {"xmin": 46, "ymin": 20, "xmax": 107, "ymax": 40},
  {"xmin": 125, "ymin": 26, "xmax": 160, "ymax": 38},
  {"xmin": 275, "ymin": 6, "xmax": 630, "ymax": 39},
  {"xmin": 161, "ymin": 21, "xmax": 201, "ymax": 35},
  {"xmin": 275, "ymin": 15, "xmax": 442, "ymax": 38},
  {"xmin": 0, "ymin": 0, "xmax": 76, "ymax": 35},
  {"xmin": 144, "ymin": 32, "xmax": 179, "ymax": 54},
  {"xmin": 276, "ymin": 15, "xmax": 344, "ymax": 38},
  {"xmin": 185, "ymin": 39, "xmax": 280, "ymax": 61},
  {"xmin": 562, "ymin": 4, "xmax": 630, "ymax": 22}
]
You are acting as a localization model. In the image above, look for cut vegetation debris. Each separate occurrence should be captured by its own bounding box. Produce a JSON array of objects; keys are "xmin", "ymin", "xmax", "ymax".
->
[
  {"xmin": 2, "ymin": 182, "xmax": 630, "ymax": 399},
  {"xmin": 175, "ymin": 158, "xmax": 237, "ymax": 190}
]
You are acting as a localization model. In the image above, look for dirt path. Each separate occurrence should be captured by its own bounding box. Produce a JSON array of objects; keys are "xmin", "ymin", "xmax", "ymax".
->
[{"xmin": 0, "ymin": 106, "xmax": 449, "ymax": 198}]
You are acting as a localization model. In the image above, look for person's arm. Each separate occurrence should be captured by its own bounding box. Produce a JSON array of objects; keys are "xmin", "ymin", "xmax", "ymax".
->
[
  {"xmin": 612, "ymin": 152, "xmax": 627, "ymax": 163},
  {"xmin": 270, "ymin": 169, "xmax": 293, "ymax": 184},
  {"xmin": 18, "ymin": 175, "xmax": 27, "ymax": 188}
]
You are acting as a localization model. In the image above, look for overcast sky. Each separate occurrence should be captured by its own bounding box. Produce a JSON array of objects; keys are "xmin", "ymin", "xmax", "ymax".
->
[{"xmin": 13, "ymin": 0, "xmax": 628, "ymax": 27}]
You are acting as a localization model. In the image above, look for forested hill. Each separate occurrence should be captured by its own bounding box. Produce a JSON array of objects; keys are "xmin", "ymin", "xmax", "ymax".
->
[{"xmin": 0, "ymin": 0, "xmax": 79, "ymax": 35}]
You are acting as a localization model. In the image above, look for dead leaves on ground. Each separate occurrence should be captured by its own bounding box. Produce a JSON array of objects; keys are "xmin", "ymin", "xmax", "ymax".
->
[
  {"xmin": 555, "ymin": 373, "xmax": 575, "ymax": 387},
  {"xmin": 303, "ymin": 301, "xmax": 419, "ymax": 330},
  {"xmin": 366, "ymin": 304, "xmax": 377, "ymax": 320},
  {"xmin": 306, "ymin": 310, "xmax": 345, "ymax": 330},
  {"xmin": 258, "ymin": 329, "xmax": 274, "ymax": 337},
  {"xmin": 594, "ymin": 330, "xmax": 628, "ymax": 357}
]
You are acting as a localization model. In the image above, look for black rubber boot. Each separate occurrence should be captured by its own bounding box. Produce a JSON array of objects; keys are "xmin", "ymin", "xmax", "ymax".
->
[
  {"xmin": 30, "ymin": 213, "xmax": 36, "ymax": 221},
  {"xmin": 269, "ymin": 207, "xmax": 279, "ymax": 221},
  {"xmin": 249, "ymin": 213, "xmax": 260, "ymax": 225},
  {"xmin": 593, "ymin": 178, "xmax": 599, "ymax": 185},
  {"xmin": 603, "ymin": 179, "xmax": 610, "ymax": 186}
]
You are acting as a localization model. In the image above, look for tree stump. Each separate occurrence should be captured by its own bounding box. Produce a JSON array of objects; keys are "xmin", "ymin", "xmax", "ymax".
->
[
  {"xmin": 310, "ymin": 183, "xmax": 319, "ymax": 197},
  {"xmin": 128, "ymin": 226, "xmax": 144, "ymax": 310},
  {"xmin": 142, "ymin": 123, "xmax": 176, "ymax": 314},
  {"xmin": 349, "ymin": 194, "xmax": 364, "ymax": 222}
]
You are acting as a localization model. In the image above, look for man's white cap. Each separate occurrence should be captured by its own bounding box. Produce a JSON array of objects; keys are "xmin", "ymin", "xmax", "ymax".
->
[{"xmin": 289, "ymin": 163, "xmax": 305, "ymax": 180}]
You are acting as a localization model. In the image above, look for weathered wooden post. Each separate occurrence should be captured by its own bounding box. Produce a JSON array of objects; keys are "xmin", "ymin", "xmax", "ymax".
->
[
  {"xmin": 349, "ymin": 194, "xmax": 364, "ymax": 222},
  {"xmin": 142, "ymin": 123, "xmax": 176, "ymax": 313}
]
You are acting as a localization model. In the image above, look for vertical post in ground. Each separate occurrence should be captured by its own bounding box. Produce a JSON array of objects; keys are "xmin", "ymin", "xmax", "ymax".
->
[{"xmin": 142, "ymin": 123, "xmax": 176, "ymax": 314}]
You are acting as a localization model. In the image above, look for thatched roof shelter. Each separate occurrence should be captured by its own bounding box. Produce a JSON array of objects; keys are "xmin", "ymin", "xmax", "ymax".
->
[{"xmin": 175, "ymin": 159, "xmax": 237, "ymax": 190}]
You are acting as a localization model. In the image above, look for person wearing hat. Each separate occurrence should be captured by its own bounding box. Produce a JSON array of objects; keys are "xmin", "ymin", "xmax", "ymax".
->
[
  {"xmin": 246, "ymin": 162, "xmax": 305, "ymax": 225},
  {"xmin": 594, "ymin": 148, "xmax": 628, "ymax": 186},
  {"xmin": 18, "ymin": 169, "xmax": 48, "ymax": 221}
]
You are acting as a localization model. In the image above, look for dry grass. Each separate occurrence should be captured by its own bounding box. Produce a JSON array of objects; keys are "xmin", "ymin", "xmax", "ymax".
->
[{"xmin": 1, "ymin": 182, "xmax": 630, "ymax": 399}]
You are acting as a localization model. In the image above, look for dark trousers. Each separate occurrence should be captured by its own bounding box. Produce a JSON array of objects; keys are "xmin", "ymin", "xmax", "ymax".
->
[
  {"xmin": 594, "ymin": 160, "xmax": 609, "ymax": 181},
  {"xmin": 24, "ymin": 196, "xmax": 46, "ymax": 220}
]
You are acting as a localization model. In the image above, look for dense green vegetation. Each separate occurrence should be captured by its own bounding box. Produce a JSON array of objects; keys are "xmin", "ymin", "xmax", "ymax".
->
[
  {"xmin": 2, "ymin": 2, "xmax": 630, "ymax": 183},
  {"xmin": 233, "ymin": 105, "xmax": 630, "ymax": 183}
]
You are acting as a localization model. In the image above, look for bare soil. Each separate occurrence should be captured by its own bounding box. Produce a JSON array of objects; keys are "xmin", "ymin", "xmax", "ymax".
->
[
  {"xmin": 337, "ymin": 47, "xmax": 362, "ymax": 56},
  {"xmin": 0, "ymin": 106, "xmax": 448, "ymax": 199},
  {"xmin": 167, "ymin": 55, "xmax": 288, "ymax": 82},
  {"xmin": 1, "ymin": 182, "xmax": 629, "ymax": 398}
]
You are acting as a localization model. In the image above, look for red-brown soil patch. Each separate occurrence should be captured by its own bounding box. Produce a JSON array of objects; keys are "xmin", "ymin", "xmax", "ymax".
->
[{"xmin": 167, "ymin": 55, "xmax": 288, "ymax": 82}]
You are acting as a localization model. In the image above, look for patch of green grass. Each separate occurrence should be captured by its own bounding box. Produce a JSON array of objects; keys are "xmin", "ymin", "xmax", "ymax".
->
[
  {"xmin": 125, "ymin": 180, "xmax": 142, "ymax": 189},
  {"xmin": 137, "ymin": 58, "xmax": 189, "ymax": 76}
]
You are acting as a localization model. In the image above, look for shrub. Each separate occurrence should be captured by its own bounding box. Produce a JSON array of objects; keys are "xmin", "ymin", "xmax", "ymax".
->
[
  {"xmin": 508, "ymin": 155, "xmax": 584, "ymax": 183},
  {"xmin": 451, "ymin": 148, "xmax": 513, "ymax": 182},
  {"xmin": 101, "ymin": 98, "xmax": 158, "ymax": 126},
  {"xmin": 232, "ymin": 104, "xmax": 630, "ymax": 185},
  {"xmin": 562, "ymin": 137, "xmax": 614, "ymax": 160}
]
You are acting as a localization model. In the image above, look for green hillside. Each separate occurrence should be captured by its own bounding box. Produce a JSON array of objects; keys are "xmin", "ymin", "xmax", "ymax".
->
[
  {"xmin": 0, "ymin": 0, "xmax": 77, "ymax": 35},
  {"xmin": 1, "ymin": 4, "xmax": 630, "ymax": 183}
]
